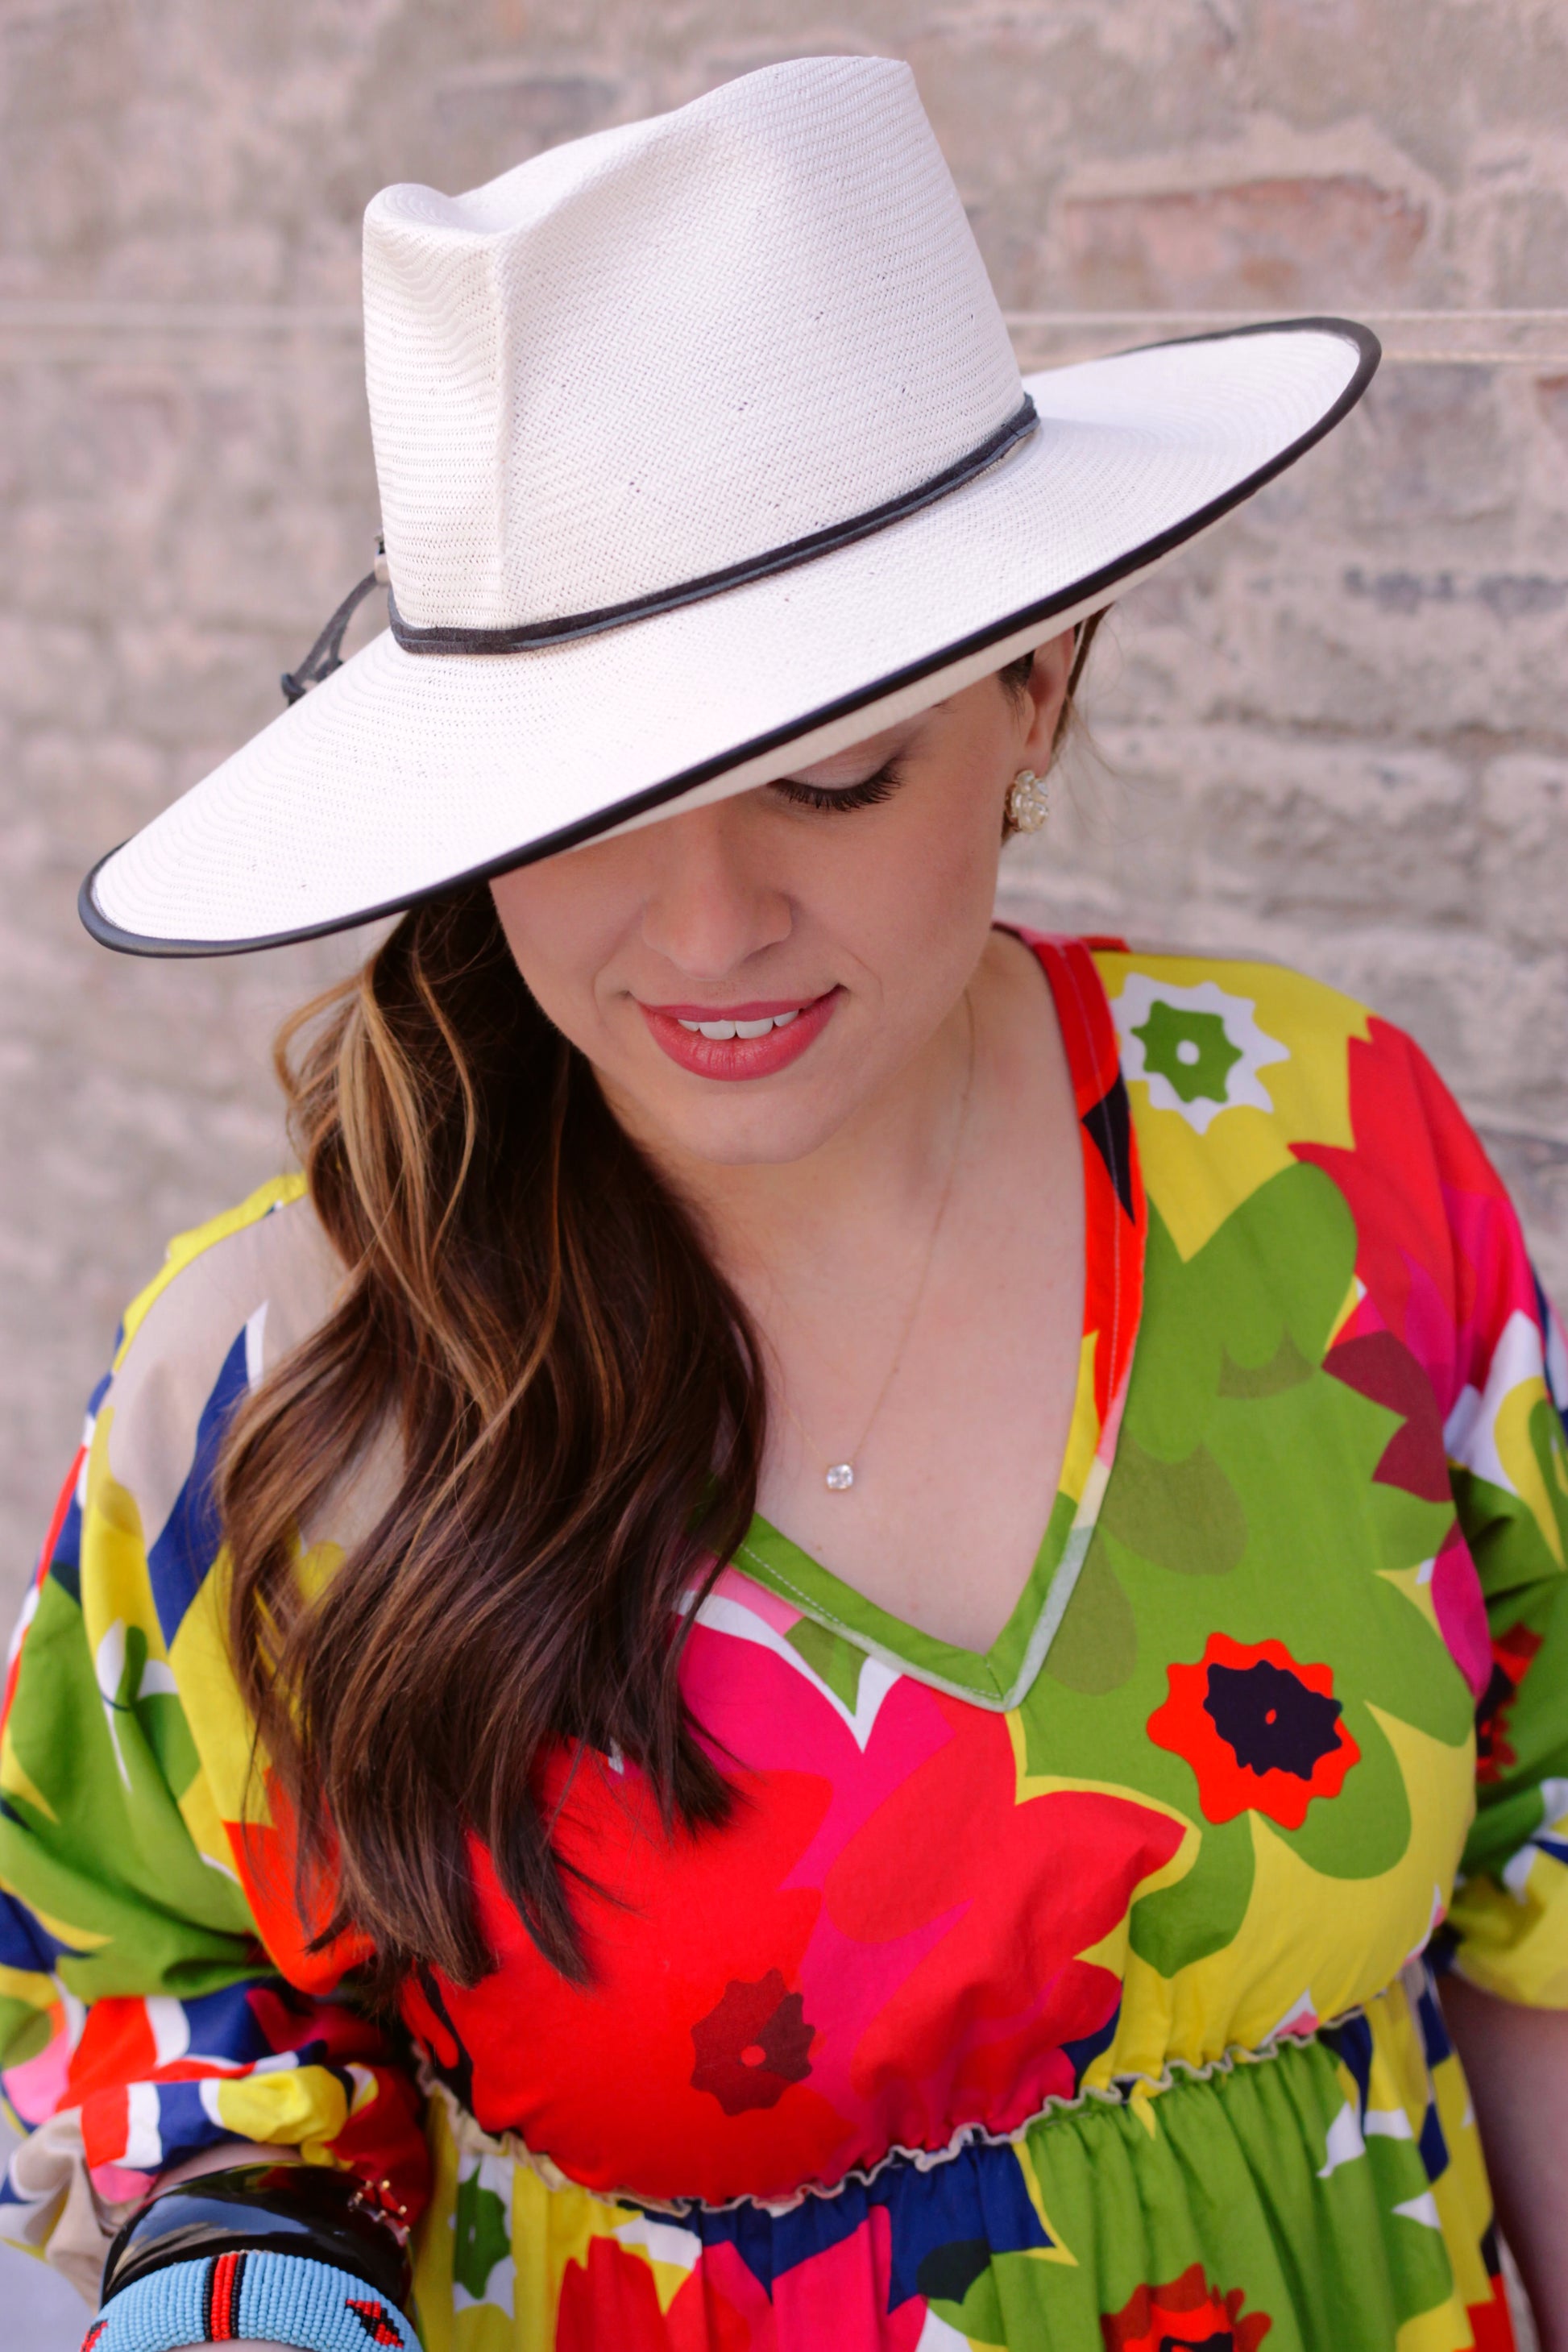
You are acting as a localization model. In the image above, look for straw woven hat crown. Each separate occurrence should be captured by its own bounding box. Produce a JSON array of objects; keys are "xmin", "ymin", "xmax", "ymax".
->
[{"xmin": 82, "ymin": 54, "xmax": 1377, "ymax": 955}]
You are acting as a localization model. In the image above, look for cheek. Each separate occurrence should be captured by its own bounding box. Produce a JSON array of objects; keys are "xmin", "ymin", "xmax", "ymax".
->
[
  {"xmin": 488, "ymin": 861, "xmax": 629, "ymax": 1044},
  {"xmin": 797, "ymin": 783, "xmax": 1002, "ymax": 1068},
  {"xmin": 861, "ymin": 766, "xmax": 1003, "ymax": 961}
]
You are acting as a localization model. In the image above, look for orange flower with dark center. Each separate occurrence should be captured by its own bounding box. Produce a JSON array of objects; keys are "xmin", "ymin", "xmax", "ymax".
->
[
  {"xmin": 1147, "ymin": 1632, "xmax": 1359, "ymax": 1830},
  {"xmin": 691, "ymin": 1968, "xmax": 815, "ymax": 2114},
  {"xmin": 1101, "ymin": 2263, "xmax": 1271, "ymax": 2350}
]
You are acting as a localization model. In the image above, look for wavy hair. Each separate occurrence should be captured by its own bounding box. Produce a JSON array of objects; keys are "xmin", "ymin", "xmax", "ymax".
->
[{"xmin": 219, "ymin": 626, "xmax": 1101, "ymax": 1996}]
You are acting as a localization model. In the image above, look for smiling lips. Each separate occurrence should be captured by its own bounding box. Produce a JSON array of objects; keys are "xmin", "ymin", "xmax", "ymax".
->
[
  {"xmin": 678, "ymin": 1010, "xmax": 800, "ymax": 1040},
  {"xmin": 639, "ymin": 990, "xmax": 840, "ymax": 1079}
]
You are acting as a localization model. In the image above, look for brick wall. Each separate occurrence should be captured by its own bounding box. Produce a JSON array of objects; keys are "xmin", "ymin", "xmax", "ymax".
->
[{"xmin": 2, "ymin": 0, "xmax": 1566, "ymax": 1630}]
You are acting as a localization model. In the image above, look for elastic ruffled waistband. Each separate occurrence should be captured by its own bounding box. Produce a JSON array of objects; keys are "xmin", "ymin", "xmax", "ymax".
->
[{"xmin": 421, "ymin": 1992, "xmax": 1379, "ymax": 2220}]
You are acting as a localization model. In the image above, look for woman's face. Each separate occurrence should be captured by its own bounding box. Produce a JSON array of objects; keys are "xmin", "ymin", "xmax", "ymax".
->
[{"xmin": 491, "ymin": 637, "xmax": 1076, "ymax": 1170}]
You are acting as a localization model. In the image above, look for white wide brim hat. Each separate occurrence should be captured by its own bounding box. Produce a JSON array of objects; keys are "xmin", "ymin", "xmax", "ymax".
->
[{"xmin": 83, "ymin": 60, "xmax": 1378, "ymax": 956}]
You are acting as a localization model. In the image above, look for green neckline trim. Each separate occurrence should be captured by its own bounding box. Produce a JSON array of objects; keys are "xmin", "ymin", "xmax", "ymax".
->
[
  {"xmin": 725, "ymin": 934, "xmax": 1141, "ymax": 1716},
  {"xmin": 733, "ymin": 1486, "xmax": 1093, "ymax": 1714}
]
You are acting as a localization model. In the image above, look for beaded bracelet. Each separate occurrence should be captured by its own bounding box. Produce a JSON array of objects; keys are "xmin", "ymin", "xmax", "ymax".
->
[{"xmin": 81, "ymin": 2247, "xmax": 420, "ymax": 2351}]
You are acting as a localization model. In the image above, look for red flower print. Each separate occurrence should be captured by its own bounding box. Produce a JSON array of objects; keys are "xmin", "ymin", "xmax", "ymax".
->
[
  {"xmin": 1102, "ymin": 2264, "xmax": 1271, "ymax": 2351},
  {"xmin": 1466, "ymin": 2275, "xmax": 1520, "ymax": 2352},
  {"xmin": 823, "ymin": 1695, "xmax": 1185, "ymax": 2141},
  {"xmin": 426, "ymin": 1740, "xmax": 843, "ymax": 2205},
  {"xmin": 691, "ymin": 1969, "xmax": 815, "ymax": 2114},
  {"xmin": 1148, "ymin": 1632, "xmax": 1359, "ymax": 1830},
  {"xmin": 1323, "ymin": 1329, "xmax": 1451, "ymax": 1501},
  {"xmin": 1475, "ymin": 1624, "xmax": 1544, "ymax": 1786},
  {"xmin": 226, "ymin": 1765, "xmax": 375, "ymax": 1994},
  {"xmin": 558, "ymin": 2234, "xmax": 759, "ymax": 2352},
  {"xmin": 1294, "ymin": 1013, "xmax": 1522, "ymax": 1400}
]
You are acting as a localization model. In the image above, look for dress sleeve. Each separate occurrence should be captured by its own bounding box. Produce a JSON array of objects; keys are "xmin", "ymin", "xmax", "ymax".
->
[
  {"xmin": 1419, "ymin": 1061, "xmax": 1568, "ymax": 2006},
  {"xmin": 0, "ymin": 1195, "xmax": 429, "ymax": 2302}
]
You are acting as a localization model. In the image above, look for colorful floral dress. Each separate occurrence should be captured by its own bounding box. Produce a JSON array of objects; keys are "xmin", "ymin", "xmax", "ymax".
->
[{"xmin": 6, "ymin": 935, "xmax": 1568, "ymax": 2352}]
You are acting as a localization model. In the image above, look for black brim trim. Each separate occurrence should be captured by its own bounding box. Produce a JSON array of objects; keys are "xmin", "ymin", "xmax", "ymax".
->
[{"xmin": 81, "ymin": 317, "xmax": 1379, "ymax": 959}]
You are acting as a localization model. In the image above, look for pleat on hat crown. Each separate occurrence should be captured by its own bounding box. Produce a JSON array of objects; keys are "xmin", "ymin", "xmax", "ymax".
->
[{"xmin": 363, "ymin": 56, "xmax": 1024, "ymax": 633}]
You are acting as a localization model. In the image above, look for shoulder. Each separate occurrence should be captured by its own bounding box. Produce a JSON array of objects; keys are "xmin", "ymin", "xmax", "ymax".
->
[
  {"xmin": 113, "ymin": 1171, "xmax": 339, "ymax": 1387},
  {"xmin": 1082, "ymin": 940, "xmax": 1504, "ymax": 1266},
  {"xmin": 1086, "ymin": 942, "xmax": 1375, "ymax": 1118},
  {"xmin": 98, "ymin": 1176, "xmax": 342, "ymax": 1528}
]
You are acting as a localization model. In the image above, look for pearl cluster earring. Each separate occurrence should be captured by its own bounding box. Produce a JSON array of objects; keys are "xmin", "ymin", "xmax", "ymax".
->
[{"xmin": 1006, "ymin": 768, "xmax": 1049, "ymax": 833}]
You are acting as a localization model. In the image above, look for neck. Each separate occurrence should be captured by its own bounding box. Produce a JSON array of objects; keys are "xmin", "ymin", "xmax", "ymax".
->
[{"xmin": 613, "ymin": 973, "xmax": 985, "ymax": 1299}]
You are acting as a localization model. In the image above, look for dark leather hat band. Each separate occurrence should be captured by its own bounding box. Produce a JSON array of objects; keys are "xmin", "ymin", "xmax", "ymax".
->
[{"xmin": 384, "ymin": 395, "xmax": 1039, "ymax": 658}]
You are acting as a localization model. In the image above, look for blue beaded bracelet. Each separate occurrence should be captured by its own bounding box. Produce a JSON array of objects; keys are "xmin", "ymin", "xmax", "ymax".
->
[{"xmin": 81, "ymin": 2249, "xmax": 421, "ymax": 2352}]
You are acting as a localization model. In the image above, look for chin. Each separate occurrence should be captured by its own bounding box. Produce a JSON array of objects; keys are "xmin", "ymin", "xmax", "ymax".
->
[{"xmin": 658, "ymin": 1091, "xmax": 851, "ymax": 1169}]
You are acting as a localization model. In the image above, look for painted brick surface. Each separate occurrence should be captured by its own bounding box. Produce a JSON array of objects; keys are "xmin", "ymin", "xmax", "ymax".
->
[{"xmin": 1, "ymin": 0, "xmax": 1566, "ymax": 1665}]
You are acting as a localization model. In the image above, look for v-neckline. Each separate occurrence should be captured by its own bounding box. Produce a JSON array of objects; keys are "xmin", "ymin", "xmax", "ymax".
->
[{"xmin": 732, "ymin": 931, "xmax": 1147, "ymax": 1714}]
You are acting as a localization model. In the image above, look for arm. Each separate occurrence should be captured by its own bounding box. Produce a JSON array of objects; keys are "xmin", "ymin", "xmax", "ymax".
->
[
  {"xmin": 0, "ymin": 1197, "xmax": 429, "ymax": 2342},
  {"xmin": 118, "ymin": 2141, "xmax": 297, "ymax": 2350},
  {"xmin": 87, "ymin": 2155, "xmax": 416, "ymax": 2352},
  {"xmin": 1442, "ymin": 1976, "xmax": 1568, "ymax": 2347},
  {"xmin": 1416, "ymin": 1049, "xmax": 1568, "ymax": 2346}
]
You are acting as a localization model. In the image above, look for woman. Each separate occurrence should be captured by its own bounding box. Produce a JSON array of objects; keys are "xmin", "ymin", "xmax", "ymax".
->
[{"xmin": 4, "ymin": 52, "xmax": 1566, "ymax": 2352}]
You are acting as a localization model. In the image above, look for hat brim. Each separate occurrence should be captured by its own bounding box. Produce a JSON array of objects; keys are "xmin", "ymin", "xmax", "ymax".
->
[{"xmin": 83, "ymin": 319, "xmax": 1377, "ymax": 956}]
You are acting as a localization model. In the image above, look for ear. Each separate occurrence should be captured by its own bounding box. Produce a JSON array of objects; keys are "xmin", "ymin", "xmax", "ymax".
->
[{"xmin": 1014, "ymin": 628, "xmax": 1077, "ymax": 767}]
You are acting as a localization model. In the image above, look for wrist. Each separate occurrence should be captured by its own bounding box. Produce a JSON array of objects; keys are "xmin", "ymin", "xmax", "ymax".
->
[
  {"xmin": 102, "ymin": 2161, "xmax": 412, "ymax": 2309},
  {"xmin": 89, "ymin": 2163, "xmax": 417, "ymax": 2352},
  {"xmin": 86, "ymin": 2250, "xmax": 418, "ymax": 2350}
]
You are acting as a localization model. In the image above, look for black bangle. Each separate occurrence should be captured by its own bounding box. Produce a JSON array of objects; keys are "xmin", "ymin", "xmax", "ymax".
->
[{"xmin": 100, "ymin": 2162, "xmax": 414, "ymax": 2313}]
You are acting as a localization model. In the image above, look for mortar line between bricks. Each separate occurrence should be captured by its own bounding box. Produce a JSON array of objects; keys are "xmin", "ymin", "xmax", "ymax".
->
[
  {"xmin": 1, "ymin": 302, "xmax": 1563, "ymax": 323},
  {"xmin": 0, "ymin": 301, "xmax": 1564, "ymax": 373}
]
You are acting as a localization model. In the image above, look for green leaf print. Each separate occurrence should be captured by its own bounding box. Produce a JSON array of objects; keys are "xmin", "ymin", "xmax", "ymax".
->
[
  {"xmin": 1045, "ymin": 1533, "xmax": 1138, "ymax": 1695},
  {"xmin": 1127, "ymin": 1165, "xmax": 1356, "ymax": 1466},
  {"xmin": 1021, "ymin": 1160, "xmax": 1474, "ymax": 1910},
  {"xmin": 0, "ymin": 1993, "xmax": 56, "ymax": 2069},
  {"xmin": 1217, "ymin": 1329, "xmax": 1316, "ymax": 1400},
  {"xmin": 930, "ymin": 2250, "xmax": 1007, "ymax": 2346},
  {"xmin": 135, "ymin": 1687, "xmax": 203, "ymax": 1802},
  {"xmin": 453, "ymin": 2164, "xmax": 512, "ymax": 2301},
  {"xmin": 1529, "ymin": 1389, "xmax": 1568, "ymax": 1562},
  {"xmin": 0, "ymin": 1574, "xmax": 257, "ymax": 1993},
  {"xmin": 1128, "ymin": 1811, "xmax": 1255, "ymax": 1973},
  {"xmin": 1098, "ymin": 1434, "xmax": 1247, "ymax": 1577},
  {"xmin": 786, "ymin": 1615, "xmax": 871, "ymax": 1714},
  {"xmin": 1131, "ymin": 1000, "xmax": 1243, "ymax": 1106}
]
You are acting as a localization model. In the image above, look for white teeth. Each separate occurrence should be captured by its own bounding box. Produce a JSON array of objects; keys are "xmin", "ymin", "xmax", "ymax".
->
[{"xmin": 673, "ymin": 1009, "xmax": 806, "ymax": 1039}]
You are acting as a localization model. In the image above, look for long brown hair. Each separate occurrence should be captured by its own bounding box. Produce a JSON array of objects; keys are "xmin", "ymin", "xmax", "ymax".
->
[{"xmin": 220, "ymin": 628, "xmax": 1101, "ymax": 1996}]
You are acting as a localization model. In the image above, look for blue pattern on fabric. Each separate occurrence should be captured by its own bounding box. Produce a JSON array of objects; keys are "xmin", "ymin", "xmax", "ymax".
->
[
  {"xmin": 146, "ymin": 1328, "xmax": 250, "ymax": 1645},
  {"xmin": 691, "ymin": 2134, "xmax": 1052, "ymax": 2307},
  {"xmin": 43, "ymin": 1369, "xmax": 110, "ymax": 1605},
  {"xmin": 0, "ymin": 1883, "xmax": 85, "ymax": 1968},
  {"xmin": 1418, "ymin": 2099, "xmax": 1450, "ymax": 2182},
  {"xmin": 147, "ymin": 2076, "xmax": 234, "ymax": 2160},
  {"xmin": 1322, "ymin": 2009, "xmax": 1375, "ymax": 2118}
]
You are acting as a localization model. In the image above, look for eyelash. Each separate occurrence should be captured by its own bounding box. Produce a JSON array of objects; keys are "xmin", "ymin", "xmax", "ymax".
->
[{"xmin": 771, "ymin": 761, "xmax": 905, "ymax": 814}]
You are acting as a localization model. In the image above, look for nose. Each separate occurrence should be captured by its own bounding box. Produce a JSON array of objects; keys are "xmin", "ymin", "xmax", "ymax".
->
[{"xmin": 637, "ymin": 799, "xmax": 792, "ymax": 980}]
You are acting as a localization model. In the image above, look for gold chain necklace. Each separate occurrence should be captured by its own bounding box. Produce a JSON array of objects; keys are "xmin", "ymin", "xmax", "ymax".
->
[{"xmin": 778, "ymin": 995, "xmax": 977, "ymax": 1493}]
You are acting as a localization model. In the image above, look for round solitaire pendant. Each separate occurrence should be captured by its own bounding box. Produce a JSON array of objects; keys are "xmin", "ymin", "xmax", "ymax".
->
[{"xmin": 824, "ymin": 1462, "xmax": 855, "ymax": 1491}]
